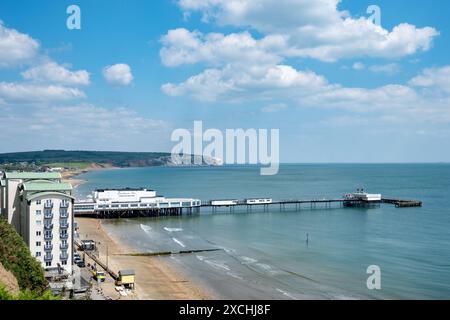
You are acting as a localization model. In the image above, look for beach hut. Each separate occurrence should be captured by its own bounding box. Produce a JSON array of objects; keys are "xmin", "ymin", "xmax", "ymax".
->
[{"xmin": 117, "ymin": 270, "xmax": 135, "ymax": 289}]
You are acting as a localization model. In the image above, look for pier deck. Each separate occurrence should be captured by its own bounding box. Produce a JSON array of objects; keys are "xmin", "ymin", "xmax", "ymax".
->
[{"xmin": 74, "ymin": 196, "xmax": 422, "ymax": 218}]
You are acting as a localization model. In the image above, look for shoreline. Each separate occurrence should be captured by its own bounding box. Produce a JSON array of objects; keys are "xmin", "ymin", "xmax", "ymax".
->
[
  {"xmin": 61, "ymin": 164, "xmax": 119, "ymax": 189},
  {"xmin": 76, "ymin": 216, "xmax": 213, "ymax": 300},
  {"xmin": 68, "ymin": 165, "xmax": 215, "ymax": 300}
]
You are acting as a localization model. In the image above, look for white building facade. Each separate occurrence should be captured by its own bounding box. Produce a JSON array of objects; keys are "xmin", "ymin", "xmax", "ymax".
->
[{"xmin": 0, "ymin": 172, "xmax": 74, "ymax": 274}]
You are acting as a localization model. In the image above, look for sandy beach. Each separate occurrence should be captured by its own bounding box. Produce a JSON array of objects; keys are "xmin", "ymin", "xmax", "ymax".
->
[
  {"xmin": 68, "ymin": 165, "xmax": 213, "ymax": 300},
  {"xmin": 76, "ymin": 217, "xmax": 213, "ymax": 300}
]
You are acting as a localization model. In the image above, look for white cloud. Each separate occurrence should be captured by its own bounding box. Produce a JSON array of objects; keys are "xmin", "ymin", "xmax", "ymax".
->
[
  {"xmin": 0, "ymin": 21, "xmax": 39, "ymax": 67},
  {"xmin": 0, "ymin": 104, "xmax": 171, "ymax": 151},
  {"xmin": 289, "ymin": 21, "xmax": 438, "ymax": 62},
  {"xmin": 177, "ymin": 0, "xmax": 439, "ymax": 62},
  {"xmin": 0, "ymin": 82, "xmax": 85, "ymax": 103},
  {"xmin": 352, "ymin": 62, "xmax": 365, "ymax": 70},
  {"xmin": 178, "ymin": 0, "xmax": 343, "ymax": 31},
  {"xmin": 301, "ymin": 84, "xmax": 419, "ymax": 112},
  {"xmin": 102, "ymin": 63, "xmax": 133, "ymax": 86},
  {"xmin": 22, "ymin": 61, "xmax": 90, "ymax": 86},
  {"xmin": 409, "ymin": 66, "xmax": 450, "ymax": 93},
  {"xmin": 369, "ymin": 63, "xmax": 400, "ymax": 75},
  {"xmin": 160, "ymin": 28, "xmax": 285, "ymax": 67},
  {"xmin": 162, "ymin": 64, "xmax": 329, "ymax": 101},
  {"xmin": 162, "ymin": 1, "xmax": 440, "ymax": 112},
  {"xmin": 262, "ymin": 103, "xmax": 287, "ymax": 113}
]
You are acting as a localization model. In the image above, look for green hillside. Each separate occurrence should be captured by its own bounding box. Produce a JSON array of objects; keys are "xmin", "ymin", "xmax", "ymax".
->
[
  {"xmin": 0, "ymin": 150, "xmax": 172, "ymax": 167},
  {"xmin": 0, "ymin": 218, "xmax": 57, "ymax": 300}
]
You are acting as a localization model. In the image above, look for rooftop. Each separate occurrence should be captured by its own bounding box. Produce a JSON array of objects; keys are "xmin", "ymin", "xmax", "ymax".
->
[
  {"xmin": 119, "ymin": 270, "xmax": 135, "ymax": 276},
  {"xmin": 26, "ymin": 191, "xmax": 75, "ymax": 201},
  {"xmin": 22, "ymin": 182, "xmax": 72, "ymax": 192},
  {"xmin": 4, "ymin": 171, "xmax": 61, "ymax": 180},
  {"xmin": 96, "ymin": 188, "xmax": 154, "ymax": 192}
]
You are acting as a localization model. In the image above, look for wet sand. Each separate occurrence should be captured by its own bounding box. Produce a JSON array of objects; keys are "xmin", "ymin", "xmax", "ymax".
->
[{"xmin": 76, "ymin": 217, "xmax": 213, "ymax": 300}]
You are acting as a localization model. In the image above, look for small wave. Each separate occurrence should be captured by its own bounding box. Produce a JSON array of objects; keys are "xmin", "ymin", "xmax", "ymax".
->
[
  {"xmin": 140, "ymin": 224, "xmax": 152, "ymax": 233},
  {"xmin": 218, "ymin": 246, "xmax": 236, "ymax": 254},
  {"xmin": 204, "ymin": 260, "xmax": 231, "ymax": 272},
  {"xmin": 226, "ymin": 272, "xmax": 244, "ymax": 280},
  {"xmin": 172, "ymin": 237, "xmax": 186, "ymax": 248},
  {"xmin": 255, "ymin": 263, "xmax": 273, "ymax": 271},
  {"xmin": 276, "ymin": 288, "xmax": 296, "ymax": 300},
  {"xmin": 164, "ymin": 227, "xmax": 183, "ymax": 233},
  {"xmin": 240, "ymin": 256, "xmax": 258, "ymax": 265}
]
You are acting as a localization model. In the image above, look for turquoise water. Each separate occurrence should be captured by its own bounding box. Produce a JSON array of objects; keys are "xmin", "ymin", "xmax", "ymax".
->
[{"xmin": 76, "ymin": 164, "xmax": 450, "ymax": 299}]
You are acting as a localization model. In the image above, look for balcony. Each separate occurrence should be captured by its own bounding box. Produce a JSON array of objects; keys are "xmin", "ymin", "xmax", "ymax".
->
[
  {"xmin": 60, "ymin": 201, "xmax": 69, "ymax": 208},
  {"xmin": 60, "ymin": 243, "xmax": 68, "ymax": 250},
  {"xmin": 60, "ymin": 253, "xmax": 69, "ymax": 260},
  {"xmin": 44, "ymin": 233, "xmax": 53, "ymax": 240},
  {"xmin": 44, "ymin": 202, "xmax": 53, "ymax": 209},
  {"xmin": 60, "ymin": 233, "xmax": 69, "ymax": 240},
  {"xmin": 44, "ymin": 254, "xmax": 53, "ymax": 262},
  {"xmin": 44, "ymin": 223, "xmax": 53, "ymax": 230},
  {"xmin": 44, "ymin": 212, "xmax": 53, "ymax": 219},
  {"xmin": 60, "ymin": 211, "xmax": 69, "ymax": 218},
  {"xmin": 44, "ymin": 244, "xmax": 53, "ymax": 251},
  {"xmin": 60, "ymin": 222, "xmax": 69, "ymax": 229}
]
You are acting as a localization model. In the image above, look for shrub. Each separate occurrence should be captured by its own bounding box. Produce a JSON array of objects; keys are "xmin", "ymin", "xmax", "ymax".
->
[{"xmin": 0, "ymin": 218, "xmax": 48, "ymax": 294}]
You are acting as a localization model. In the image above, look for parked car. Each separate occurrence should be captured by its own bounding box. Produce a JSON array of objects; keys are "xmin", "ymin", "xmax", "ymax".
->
[{"xmin": 76, "ymin": 260, "xmax": 86, "ymax": 268}]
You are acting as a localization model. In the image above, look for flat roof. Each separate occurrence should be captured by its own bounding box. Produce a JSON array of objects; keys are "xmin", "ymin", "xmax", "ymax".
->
[
  {"xmin": 96, "ymin": 188, "xmax": 154, "ymax": 192},
  {"xmin": 4, "ymin": 172, "xmax": 61, "ymax": 180},
  {"xmin": 22, "ymin": 182, "xmax": 72, "ymax": 192}
]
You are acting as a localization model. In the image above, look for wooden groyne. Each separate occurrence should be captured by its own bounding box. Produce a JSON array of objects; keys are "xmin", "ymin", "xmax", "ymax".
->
[{"xmin": 118, "ymin": 248, "xmax": 222, "ymax": 257}]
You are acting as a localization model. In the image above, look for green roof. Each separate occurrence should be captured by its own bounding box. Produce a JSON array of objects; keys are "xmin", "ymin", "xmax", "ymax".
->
[
  {"xmin": 22, "ymin": 182, "xmax": 72, "ymax": 192},
  {"xmin": 4, "ymin": 172, "xmax": 61, "ymax": 180},
  {"xmin": 26, "ymin": 191, "xmax": 75, "ymax": 201}
]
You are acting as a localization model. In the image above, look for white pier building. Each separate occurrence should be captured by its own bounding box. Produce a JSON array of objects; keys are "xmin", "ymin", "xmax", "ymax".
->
[{"xmin": 74, "ymin": 188, "xmax": 201, "ymax": 217}]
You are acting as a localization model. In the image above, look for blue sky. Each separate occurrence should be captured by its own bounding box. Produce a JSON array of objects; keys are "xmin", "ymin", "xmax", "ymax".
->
[{"xmin": 0, "ymin": 0, "xmax": 449, "ymax": 162}]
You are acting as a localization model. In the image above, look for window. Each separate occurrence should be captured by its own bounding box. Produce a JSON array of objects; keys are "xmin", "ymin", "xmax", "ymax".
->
[
  {"xmin": 36, "ymin": 231, "xmax": 41, "ymax": 236},
  {"xmin": 45, "ymin": 262, "xmax": 51, "ymax": 267},
  {"xmin": 62, "ymin": 261, "xmax": 67, "ymax": 266},
  {"xmin": 36, "ymin": 252, "xmax": 41, "ymax": 257},
  {"xmin": 36, "ymin": 210, "xmax": 41, "ymax": 216},
  {"xmin": 36, "ymin": 241, "xmax": 41, "ymax": 247},
  {"xmin": 36, "ymin": 220, "xmax": 42, "ymax": 226},
  {"xmin": 36, "ymin": 200, "xmax": 41, "ymax": 205}
]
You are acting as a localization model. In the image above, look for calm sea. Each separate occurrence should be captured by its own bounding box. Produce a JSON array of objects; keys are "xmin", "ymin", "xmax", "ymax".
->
[{"xmin": 75, "ymin": 164, "xmax": 450, "ymax": 299}]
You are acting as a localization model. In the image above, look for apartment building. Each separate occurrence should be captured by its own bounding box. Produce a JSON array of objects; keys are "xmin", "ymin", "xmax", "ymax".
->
[
  {"xmin": 1, "ymin": 172, "xmax": 61, "ymax": 230},
  {"xmin": 0, "ymin": 171, "xmax": 74, "ymax": 274}
]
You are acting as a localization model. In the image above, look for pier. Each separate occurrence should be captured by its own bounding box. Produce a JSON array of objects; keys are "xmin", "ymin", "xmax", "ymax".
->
[
  {"xmin": 74, "ymin": 189, "xmax": 422, "ymax": 219},
  {"xmin": 382, "ymin": 199, "xmax": 423, "ymax": 208}
]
